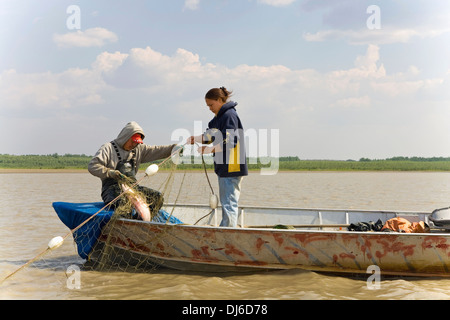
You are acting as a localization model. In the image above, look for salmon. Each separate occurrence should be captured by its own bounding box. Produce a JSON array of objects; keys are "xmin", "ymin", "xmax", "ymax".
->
[{"xmin": 121, "ymin": 183, "xmax": 151, "ymax": 221}]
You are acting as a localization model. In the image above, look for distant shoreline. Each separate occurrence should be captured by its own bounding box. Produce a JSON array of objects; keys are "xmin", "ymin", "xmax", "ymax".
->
[
  {"xmin": 1, "ymin": 154, "xmax": 449, "ymax": 172},
  {"xmin": 0, "ymin": 168, "xmax": 88, "ymax": 173},
  {"xmin": 1, "ymin": 168, "xmax": 448, "ymax": 174}
]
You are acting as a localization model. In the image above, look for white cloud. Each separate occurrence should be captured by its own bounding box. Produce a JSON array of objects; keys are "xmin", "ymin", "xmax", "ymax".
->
[
  {"xmin": 257, "ymin": 0, "xmax": 296, "ymax": 7},
  {"xmin": 333, "ymin": 44, "xmax": 385, "ymax": 78},
  {"xmin": 1, "ymin": 44, "xmax": 448, "ymax": 158},
  {"xmin": 330, "ymin": 96, "xmax": 370, "ymax": 109},
  {"xmin": 92, "ymin": 51, "xmax": 129, "ymax": 73},
  {"xmin": 371, "ymin": 78, "xmax": 444, "ymax": 97},
  {"xmin": 303, "ymin": 27, "xmax": 450, "ymax": 45},
  {"xmin": 53, "ymin": 27, "xmax": 118, "ymax": 48},
  {"xmin": 183, "ymin": 0, "xmax": 296, "ymax": 10},
  {"xmin": 184, "ymin": 0, "xmax": 200, "ymax": 10},
  {"xmin": 102, "ymin": 46, "xmax": 219, "ymax": 89},
  {"xmin": 0, "ymin": 44, "xmax": 442, "ymax": 114},
  {"xmin": 0, "ymin": 68, "xmax": 105, "ymax": 111}
]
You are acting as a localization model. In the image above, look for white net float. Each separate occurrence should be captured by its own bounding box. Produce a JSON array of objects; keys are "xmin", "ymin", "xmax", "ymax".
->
[{"xmin": 145, "ymin": 164, "xmax": 159, "ymax": 176}]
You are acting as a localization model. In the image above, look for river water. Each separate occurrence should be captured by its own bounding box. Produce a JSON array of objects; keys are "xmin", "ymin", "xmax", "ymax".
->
[{"xmin": 1, "ymin": 171, "xmax": 450, "ymax": 300}]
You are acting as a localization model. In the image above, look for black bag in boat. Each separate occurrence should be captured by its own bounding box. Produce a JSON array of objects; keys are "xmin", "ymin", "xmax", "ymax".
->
[{"xmin": 348, "ymin": 219, "xmax": 383, "ymax": 232}]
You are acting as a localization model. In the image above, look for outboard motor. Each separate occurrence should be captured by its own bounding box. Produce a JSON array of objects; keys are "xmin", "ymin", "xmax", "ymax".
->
[{"xmin": 429, "ymin": 207, "xmax": 450, "ymax": 230}]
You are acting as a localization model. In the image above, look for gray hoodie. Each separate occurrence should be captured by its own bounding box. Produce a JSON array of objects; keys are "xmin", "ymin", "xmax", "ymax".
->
[{"xmin": 88, "ymin": 121, "xmax": 176, "ymax": 181}]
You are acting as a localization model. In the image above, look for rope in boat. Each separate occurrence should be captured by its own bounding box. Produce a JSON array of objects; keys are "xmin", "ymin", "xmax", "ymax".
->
[
  {"xmin": 193, "ymin": 142, "xmax": 217, "ymax": 225},
  {"xmin": 196, "ymin": 142, "xmax": 215, "ymax": 196}
]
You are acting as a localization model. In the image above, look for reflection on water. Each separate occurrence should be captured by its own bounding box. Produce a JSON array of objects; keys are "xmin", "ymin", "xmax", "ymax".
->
[{"xmin": 1, "ymin": 171, "xmax": 449, "ymax": 300}]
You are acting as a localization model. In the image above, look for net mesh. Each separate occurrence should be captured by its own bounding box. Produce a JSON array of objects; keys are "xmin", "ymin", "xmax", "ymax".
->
[
  {"xmin": 83, "ymin": 159, "xmax": 188, "ymax": 272},
  {"xmin": 1, "ymin": 148, "xmax": 217, "ymax": 284}
]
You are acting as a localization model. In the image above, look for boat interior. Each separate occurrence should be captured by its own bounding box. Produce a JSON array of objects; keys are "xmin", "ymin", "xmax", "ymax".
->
[{"xmin": 161, "ymin": 204, "xmax": 450, "ymax": 233}]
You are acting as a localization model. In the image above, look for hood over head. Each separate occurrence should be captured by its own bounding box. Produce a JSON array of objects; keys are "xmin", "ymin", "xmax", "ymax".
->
[
  {"xmin": 115, "ymin": 121, "xmax": 145, "ymax": 148},
  {"xmin": 217, "ymin": 101, "xmax": 237, "ymax": 118}
]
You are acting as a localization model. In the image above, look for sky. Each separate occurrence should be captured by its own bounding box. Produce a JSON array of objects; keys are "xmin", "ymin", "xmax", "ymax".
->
[{"xmin": 0, "ymin": 0, "xmax": 449, "ymax": 160}]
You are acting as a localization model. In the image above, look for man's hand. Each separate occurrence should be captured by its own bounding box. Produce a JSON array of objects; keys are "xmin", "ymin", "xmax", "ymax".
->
[
  {"xmin": 108, "ymin": 169, "xmax": 126, "ymax": 180},
  {"xmin": 186, "ymin": 136, "xmax": 196, "ymax": 145},
  {"xmin": 186, "ymin": 135, "xmax": 204, "ymax": 145}
]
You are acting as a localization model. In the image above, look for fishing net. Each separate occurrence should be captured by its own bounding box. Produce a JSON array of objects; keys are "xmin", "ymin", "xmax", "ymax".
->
[
  {"xmin": 1, "ymin": 146, "xmax": 218, "ymax": 285},
  {"xmin": 85, "ymin": 160, "xmax": 186, "ymax": 272}
]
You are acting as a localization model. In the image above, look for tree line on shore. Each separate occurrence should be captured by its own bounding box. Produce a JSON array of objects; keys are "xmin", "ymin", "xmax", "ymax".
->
[{"xmin": 1, "ymin": 153, "xmax": 449, "ymax": 171}]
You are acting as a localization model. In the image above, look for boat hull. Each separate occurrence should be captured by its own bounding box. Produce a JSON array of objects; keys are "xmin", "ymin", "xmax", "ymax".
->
[{"xmin": 91, "ymin": 217, "xmax": 450, "ymax": 277}]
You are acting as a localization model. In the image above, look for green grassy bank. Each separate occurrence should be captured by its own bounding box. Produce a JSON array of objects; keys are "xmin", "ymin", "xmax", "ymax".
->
[{"xmin": 1, "ymin": 154, "xmax": 449, "ymax": 172}]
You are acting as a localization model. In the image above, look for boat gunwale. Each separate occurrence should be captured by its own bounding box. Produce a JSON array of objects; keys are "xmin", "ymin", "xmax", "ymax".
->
[
  {"xmin": 112, "ymin": 203, "xmax": 450, "ymax": 237},
  {"xmin": 163, "ymin": 202, "xmax": 429, "ymax": 215},
  {"xmin": 116, "ymin": 219, "xmax": 450, "ymax": 236}
]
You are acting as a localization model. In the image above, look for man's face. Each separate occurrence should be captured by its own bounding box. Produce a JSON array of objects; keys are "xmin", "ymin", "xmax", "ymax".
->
[{"xmin": 123, "ymin": 136, "xmax": 140, "ymax": 151}]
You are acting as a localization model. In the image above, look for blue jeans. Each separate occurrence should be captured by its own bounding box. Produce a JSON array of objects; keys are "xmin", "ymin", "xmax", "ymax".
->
[{"xmin": 218, "ymin": 176, "xmax": 243, "ymax": 227}]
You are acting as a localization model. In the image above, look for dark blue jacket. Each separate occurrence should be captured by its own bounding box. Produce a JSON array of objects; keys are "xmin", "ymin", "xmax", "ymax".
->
[{"xmin": 204, "ymin": 101, "xmax": 248, "ymax": 177}]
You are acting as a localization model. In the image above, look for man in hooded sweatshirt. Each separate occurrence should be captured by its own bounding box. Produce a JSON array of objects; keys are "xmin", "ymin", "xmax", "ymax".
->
[{"xmin": 88, "ymin": 121, "xmax": 177, "ymax": 217}]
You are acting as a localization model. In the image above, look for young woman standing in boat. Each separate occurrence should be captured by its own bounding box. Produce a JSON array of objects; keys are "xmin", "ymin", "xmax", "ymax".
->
[{"xmin": 187, "ymin": 87, "xmax": 248, "ymax": 227}]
